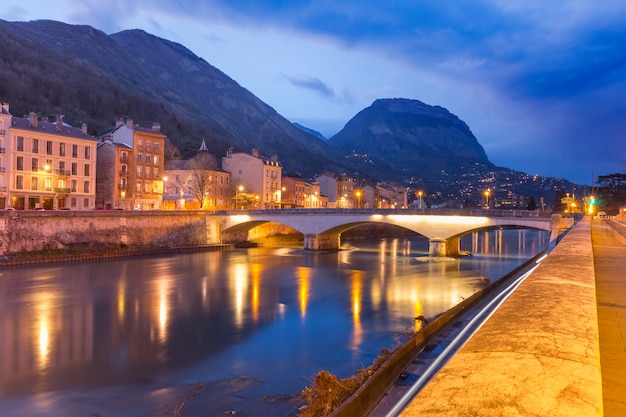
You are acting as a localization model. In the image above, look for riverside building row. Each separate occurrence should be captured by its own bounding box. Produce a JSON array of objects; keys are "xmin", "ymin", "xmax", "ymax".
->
[{"xmin": 0, "ymin": 102, "xmax": 408, "ymax": 210}]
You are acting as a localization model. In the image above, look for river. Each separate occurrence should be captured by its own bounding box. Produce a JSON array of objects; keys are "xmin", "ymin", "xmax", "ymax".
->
[{"xmin": 0, "ymin": 228, "xmax": 548, "ymax": 416}]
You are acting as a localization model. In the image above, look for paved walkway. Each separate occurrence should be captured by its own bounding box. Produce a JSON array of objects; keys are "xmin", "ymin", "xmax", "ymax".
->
[
  {"xmin": 592, "ymin": 218, "xmax": 626, "ymax": 416},
  {"xmin": 399, "ymin": 216, "xmax": 603, "ymax": 416}
]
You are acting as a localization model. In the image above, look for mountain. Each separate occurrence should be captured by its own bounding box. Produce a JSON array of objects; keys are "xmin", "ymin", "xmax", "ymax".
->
[
  {"xmin": 327, "ymin": 98, "xmax": 493, "ymax": 179},
  {"xmin": 0, "ymin": 19, "xmax": 341, "ymax": 176},
  {"xmin": 0, "ymin": 19, "xmax": 575, "ymax": 206},
  {"xmin": 293, "ymin": 123, "xmax": 326, "ymax": 140}
]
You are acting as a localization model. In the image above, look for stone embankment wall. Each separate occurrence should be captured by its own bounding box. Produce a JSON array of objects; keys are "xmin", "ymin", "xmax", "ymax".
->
[{"xmin": 0, "ymin": 211, "xmax": 211, "ymax": 255}]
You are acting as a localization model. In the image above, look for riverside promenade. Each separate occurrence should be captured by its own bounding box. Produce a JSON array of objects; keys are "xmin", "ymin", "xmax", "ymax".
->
[{"xmin": 400, "ymin": 215, "xmax": 610, "ymax": 416}]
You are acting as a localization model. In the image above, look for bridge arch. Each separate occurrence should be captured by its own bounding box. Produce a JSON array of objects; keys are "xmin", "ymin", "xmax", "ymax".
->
[{"xmin": 210, "ymin": 210, "xmax": 558, "ymax": 255}]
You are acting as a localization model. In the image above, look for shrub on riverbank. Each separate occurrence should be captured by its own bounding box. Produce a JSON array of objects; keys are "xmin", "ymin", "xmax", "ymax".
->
[{"xmin": 296, "ymin": 348, "xmax": 392, "ymax": 417}]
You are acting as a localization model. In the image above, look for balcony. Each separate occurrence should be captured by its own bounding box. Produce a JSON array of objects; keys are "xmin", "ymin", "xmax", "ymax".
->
[
  {"xmin": 55, "ymin": 188, "xmax": 71, "ymax": 194},
  {"xmin": 120, "ymin": 156, "xmax": 129, "ymax": 164},
  {"xmin": 119, "ymin": 170, "xmax": 129, "ymax": 177},
  {"xmin": 118, "ymin": 184, "xmax": 129, "ymax": 191}
]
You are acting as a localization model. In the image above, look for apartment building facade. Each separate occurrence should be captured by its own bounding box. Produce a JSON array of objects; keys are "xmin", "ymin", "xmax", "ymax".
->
[
  {"xmin": 222, "ymin": 148, "xmax": 282, "ymax": 209},
  {"xmin": 108, "ymin": 118, "xmax": 166, "ymax": 210},
  {"xmin": 2, "ymin": 104, "xmax": 97, "ymax": 210}
]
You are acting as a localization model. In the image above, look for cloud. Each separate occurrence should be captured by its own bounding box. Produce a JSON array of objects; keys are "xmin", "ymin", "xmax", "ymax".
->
[{"xmin": 282, "ymin": 74, "xmax": 335, "ymax": 98}]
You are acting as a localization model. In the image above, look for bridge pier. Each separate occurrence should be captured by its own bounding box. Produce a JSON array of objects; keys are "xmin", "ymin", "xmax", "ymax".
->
[
  {"xmin": 304, "ymin": 233, "xmax": 341, "ymax": 250},
  {"xmin": 428, "ymin": 236, "xmax": 460, "ymax": 257}
]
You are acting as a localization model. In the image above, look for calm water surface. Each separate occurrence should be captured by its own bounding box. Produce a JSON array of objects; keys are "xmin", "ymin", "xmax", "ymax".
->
[{"xmin": 0, "ymin": 229, "xmax": 548, "ymax": 416}]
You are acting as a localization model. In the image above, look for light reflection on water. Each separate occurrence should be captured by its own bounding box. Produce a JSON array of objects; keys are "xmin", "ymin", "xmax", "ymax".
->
[{"xmin": 0, "ymin": 229, "xmax": 548, "ymax": 416}]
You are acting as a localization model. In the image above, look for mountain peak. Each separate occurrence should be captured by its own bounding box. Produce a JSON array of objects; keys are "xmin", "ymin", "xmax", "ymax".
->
[{"xmin": 328, "ymin": 98, "xmax": 491, "ymax": 179}]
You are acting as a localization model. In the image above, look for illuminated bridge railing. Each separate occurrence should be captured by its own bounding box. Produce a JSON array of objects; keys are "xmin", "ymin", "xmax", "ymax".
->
[{"xmin": 212, "ymin": 208, "xmax": 556, "ymax": 219}]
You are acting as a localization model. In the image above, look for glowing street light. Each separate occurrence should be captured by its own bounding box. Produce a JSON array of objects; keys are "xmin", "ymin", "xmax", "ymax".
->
[
  {"xmin": 484, "ymin": 189, "xmax": 491, "ymax": 209},
  {"xmin": 236, "ymin": 185, "xmax": 244, "ymax": 210},
  {"xmin": 417, "ymin": 190, "xmax": 423, "ymax": 209},
  {"xmin": 355, "ymin": 190, "xmax": 362, "ymax": 208}
]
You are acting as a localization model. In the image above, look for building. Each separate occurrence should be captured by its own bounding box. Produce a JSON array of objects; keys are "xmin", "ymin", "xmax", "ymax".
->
[
  {"xmin": 281, "ymin": 177, "xmax": 322, "ymax": 208},
  {"xmin": 164, "ymin": 144, "xmax": 232, "ymax": 210},
  {"xmin": 2, "ymin": 103, "xmax": 97, "ymax": 210},
  {"xmin": 96, "ymin": 137, "xmax": 133, "ymax": 209},
  {"xmin": 316, "ymin": 173, "xmax": 356, "ymax": 208},
  {"xmin": 281, "ymin": 176, "xmax": 306, "ymax": 208},
  {"xmin": 104, "ymin": 117, "xmax": 166, "ymax": 210},
  {"xmin": 221, "ymin": 148, "xmax": 282, "ymax": 209}
]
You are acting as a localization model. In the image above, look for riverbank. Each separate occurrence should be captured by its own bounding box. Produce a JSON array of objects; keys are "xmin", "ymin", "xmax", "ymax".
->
[{"xmin": 0, "ymin": 243, "xmax": 235, "ymax": 267}]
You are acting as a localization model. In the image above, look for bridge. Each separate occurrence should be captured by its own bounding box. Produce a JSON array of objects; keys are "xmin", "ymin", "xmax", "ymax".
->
[{"xmin": 209, "ymin": 208, "xmax": 560, "ymax": 256}]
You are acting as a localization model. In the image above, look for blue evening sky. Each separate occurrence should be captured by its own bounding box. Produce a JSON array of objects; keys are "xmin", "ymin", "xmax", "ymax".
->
[{"xmin": 2, "ymin": 1, "xmax": 625, "ymax": 184}]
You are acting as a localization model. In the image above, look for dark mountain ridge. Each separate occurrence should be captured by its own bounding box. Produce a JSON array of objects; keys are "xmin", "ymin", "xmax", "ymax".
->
[
  {"xmin": 0, "ymin": 19, "xmax": 341, "ymax": 176},
  {"xmin": 329, "ymin": 98, "xmax": 493, "ymax": 179}
]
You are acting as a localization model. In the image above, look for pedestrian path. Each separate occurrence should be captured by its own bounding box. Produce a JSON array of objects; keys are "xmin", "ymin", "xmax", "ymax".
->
[
  {"xmin": 592, "ymin": 218, "xmax": 626, "ymax": 416},
  {"xmin": 398, "ymin": 216, "xmax": 602, "ymax": 416}
]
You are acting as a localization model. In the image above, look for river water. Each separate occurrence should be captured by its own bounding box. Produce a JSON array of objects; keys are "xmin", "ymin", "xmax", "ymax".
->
[{"xmin": 0, "ymin": 229, "xmax": 548, "ymax": 416}]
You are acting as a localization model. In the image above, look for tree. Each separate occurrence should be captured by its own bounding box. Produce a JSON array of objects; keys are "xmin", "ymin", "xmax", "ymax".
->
[
  {"xmin": 187, "ymin": 153, "xmax": 218, "ymax": 209},
  {"xmin": 526, "ymin": 196, "xmax": 537, "ymax": 211}
]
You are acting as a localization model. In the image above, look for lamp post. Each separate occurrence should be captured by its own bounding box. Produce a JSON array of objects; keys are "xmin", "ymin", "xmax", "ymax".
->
[
  {"xmin": 236, "ymin": 185, "xmax": 244, "ymax": 210},
  {"xmin": 355, "ymin": 190, "xmax": 361, "ymax": 208},
  {"xmin": 418, "ymin": 190, "xmax": 423, "ymax": 209},
  {"xmin": 484, "ymin": 189, "xmax": 491, "ymax": 209}
]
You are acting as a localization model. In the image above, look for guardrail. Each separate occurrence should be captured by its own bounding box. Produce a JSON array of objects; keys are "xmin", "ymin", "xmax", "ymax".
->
[{"xmin": 212, "ymin": 208, "xmax": 557, "ymax": 219}]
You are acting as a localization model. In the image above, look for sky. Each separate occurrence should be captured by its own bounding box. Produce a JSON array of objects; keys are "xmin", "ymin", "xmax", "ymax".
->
[{"xmin": 1, "ymin": 1, "xmax": 625, "ymax": 185}]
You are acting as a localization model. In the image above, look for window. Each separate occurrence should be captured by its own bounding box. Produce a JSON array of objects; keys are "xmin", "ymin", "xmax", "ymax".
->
[
  {"xmin": 84, "ymin": 164, "xmax": 90, "ymax": 177},
  {"xmin": 45, "ymin": 177, "xmax": 52, "ymax": 191},
  {"xmin": 71, "ymin": 179, "xmax": 77, "ymax": 192},
  {"xmin": 46, "ymin": 141, "xmax": 53, "ymax": 155},
  {"xmin": 145, "ymin": 155, "xmax": 151, "ymax": 164},
  {"xmin": 144, "ymin": 181, "xmax": 150, "ymax": 193},
  {"xmin": 83, "ymin": 181, "xmax": 90, "ymax": 193},
  {"xmin": 59, "ymin": 161, "xmax": 65, "ymax": 174},
  {"xmin": 137, "ymin": 154, "xmax": 143, "ymax": 163},
  {"xmin": 72, "ymin": 162, "xmax": 78, "ymax": 175},
  {"xmin": 32, "ymin": 158, "xmax": 39, "ymax": 172},
  {"xmin": 137, "ymin": 166, "xmax": 143, "ymax": 177},
  {"xmin": 136, "ymin": 180, "xmax": 142, "ymax": 192},
  {"xmin": 32, "ymin": 138, "xmax": 39, "ymax": 153},
  {"xmin": 31, "ymin": 177, "xmax": 38, "ymax": 190},
  {"xmin": 153, "ymin": 155, "xmax": 159, "ymax": 165},
  {"xmin": 145, "ymin": 166, "xmax": 152, "ymax": 178},
  {"xmin": 17, "ymin": 136, "xmax": 24, "ymax": 151},
  {"xmin": 154, "ymin": 167, "xmax": 160, "ymax": 178},
  {"xmin": 84, "ymin": 146, "xmax": 91, "ymax": 159},
  {"xmin": 154, "ymin": 142, "xmax": 159, "ymax": 152},
  {"xmin": 59, "ymin": 143, "xmax": 66, "ymax": 156},
  {"xmin": 71, "ymin": 197, "xmax": 77, "ymax": 208},
  {"xmin": 83, "ymin": 198, "xmax": 89, "ymax": 208},
  {"xmin": 152, "ymin": 182, "xmax": 159, "ymax": 193},
  {"xmin": 16, "ymin": 156, "xmax": 23, "ymax": 171},
  {"xmin": 72, "ymin": 144, "xmax": 78, "ymax": 158},
  {"xmin": 16, "ymin": 175, "xmax": 23, "ymax": 189}
]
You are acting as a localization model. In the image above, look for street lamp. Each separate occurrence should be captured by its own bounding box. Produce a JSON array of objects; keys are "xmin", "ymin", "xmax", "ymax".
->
[
  {"xmin": 484, "ymin": 189, "xmax": 491, "ymax": 209},
  {"xmin": 418, "ymin": 190, "xmax": 423, "ymax": 209},
  {"xmin": 236, "ymin": 185, "xmax": 244, "ymax": 210},
  {"xmin": 355, "ymin": 190, "xmax": 361, "ymax": 208}
]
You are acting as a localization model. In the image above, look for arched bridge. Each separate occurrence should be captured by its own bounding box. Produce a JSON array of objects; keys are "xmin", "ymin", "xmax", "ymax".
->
[{"xmin": 207, "ymin": 208, "xmax": 560, "ymax": 256}]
